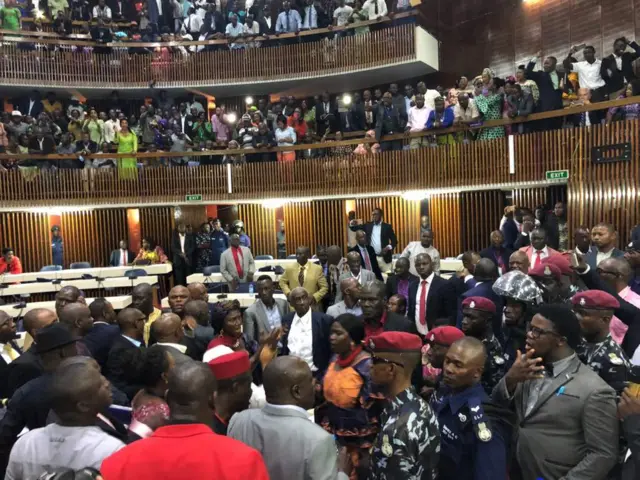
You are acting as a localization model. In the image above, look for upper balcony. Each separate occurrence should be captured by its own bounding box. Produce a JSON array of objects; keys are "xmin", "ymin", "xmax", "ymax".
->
[{"xmin": 0, "ymin": 13, "xmax": 438, "ymax": 96}]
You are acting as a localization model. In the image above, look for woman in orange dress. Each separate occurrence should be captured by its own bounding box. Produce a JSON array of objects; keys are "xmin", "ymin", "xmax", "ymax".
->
[{"xmin": 320, "ymin": 314, "xmax": 380, "ymax": 480}]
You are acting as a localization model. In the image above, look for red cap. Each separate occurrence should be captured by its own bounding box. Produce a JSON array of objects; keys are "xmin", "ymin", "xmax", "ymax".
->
[
  {"xmin": 571, "ymin": 290, "xmax": 620, "ymax": 310},
  {"xmin": 542, "ymin": 255, "xmax": 572, "ymax": 276},
  {"xmin": 528, "ymin": 263, "xmax": 562, "ymax": 281},
  {"xmin": 461, "ymin": 296, "xmax": 496, "ymax": 314},
  {"xmin": 367, "ymin": 331, "xmax": 422, "ymax": 353},
  {"xmin": 427, "ymin": 326, "xmax": 465, "ymax": 346},
  {"xmin": 207, "ymin": 351, "xmax": 250, "ymax": 380}
]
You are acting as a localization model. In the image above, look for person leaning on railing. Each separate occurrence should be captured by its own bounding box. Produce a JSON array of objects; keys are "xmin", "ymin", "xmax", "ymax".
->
[
  {"xmin": 607, "ymin": 79, "xmax": 640, "ymax": 124},
  {"xmin": 0, "ymin": 0, "xmax": 22, "ymax": 31}
]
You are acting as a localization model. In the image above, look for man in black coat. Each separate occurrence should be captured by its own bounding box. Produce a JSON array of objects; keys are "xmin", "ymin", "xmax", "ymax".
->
[
  {"xmin": 84, "ymin": 298, "xmax": 120, "ymax": 369},
  {"xmin": 385, "ymin": 256, "xmax": 418, "ymax": 302},
  {"xmin": 0, "ymin": 312, "xmax": 23, "ymax": 400},
  {"xmin": 350, "ymin": 207, "xmax": 398, "ymax": 273},
  {"xmin": 15, "ymin": 90, "xmax": 43, "ymax": 118},
  {"xmin": 374, "ymin": 91, "xmax": 404, "ymax": 151},
  {"xmin": 349, "ymin": 230, "xmax": 383, "ymax": 281},
  {"xmin": 480, "ymin": 230, "xmax": 513, "ymax": 275},
  {"xmin": 109, "ymin": 239, "xmax": 135, "ymax": 267},
  {"xmin": 315, "ymin": 92, "xmax": 339, "ymax": 134},
  {"xmin": 602, "ymin": 37, "xmax": 640, "ymax": 96},
  {"xmin": 526, "ymin": 53, "xmax": 563, "ymax": 130},
  {"xmin": 171, "ymin": 223, "xmax": 196, "ymax": 287},
  {"xmin": 105, "ymin": 308, "xmax": 146, "ymax": 400}
]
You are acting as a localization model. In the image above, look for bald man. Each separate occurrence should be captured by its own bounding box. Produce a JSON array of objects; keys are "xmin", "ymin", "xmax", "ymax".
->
[
  {"xmin": 101, "ymin": 362, "xmax": 269, "ymax": 480},
  {"xmin": 335, "ymin": 251, "xmax": 377, "ymax": 304},
  {"xmin": 105, "ymin": 308, "xmax": 146, "ymax": 400},
  {"xmin": 149, "ymin": 313, "xmax": 192, "ymax": 365},
  {"xmin": 327, "ymin": 277, "xmax": 363, "ymax": 318},
  {"xmin": 430, "ymin": 337, "xmax": 511, "ymax": 480},
  {"xmin": 229, "ymin": 356, "xmax": 350, "ymax": 480},
  {"xmin": 59, "ymin": 303, "xmax": 94, "ymax": 357},
  {"xmin": 187, "ymin": 282, "xmax": 208, "ymax": 302},
  {"xmin": 131, "ymin": 282, "xmax": 162, "ymax": 346},
  {"xmin": 508, "ymin": 251, "xmax": 530, "ymax": 274}
]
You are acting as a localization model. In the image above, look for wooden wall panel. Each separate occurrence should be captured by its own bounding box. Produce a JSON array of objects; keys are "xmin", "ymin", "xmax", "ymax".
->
[
  {"xmin": 512, "ymin": 188, "xmax": 548, "ymax": 212},
  {"xmin": 140, "ymin": 207, "xmax": 175, "ymax": 258},
  {"xmin": 175, "ymin": 206, "xmax": 207, "ymax": 231},
  {"xmin": 238, "ymin": 204, "xmax": 277, "ymax": 258},
  {"xmin": 92, "ymin": 210, "xmax": 128, "ymax": 268},
  {"xmin": 0, "ymin": 212, "xmax": 51, "ymax": 272},
  {"xmin": 60, "ymin": 211, "xmax": 99, "ymax": 268},
  {"xmin": 428, "ymin": 194, "xmax": 461, "ymax": 258},
  {"xmin": 460, "ymin": 190, "xmax": 504, "ymax": 253},
  {"xmin": 283, "ymin": 203, "xmax": 315, "ymax": 256},
  {"xmin": 312, "ymin": 200, "xmax": 347, "ymax": 252}
]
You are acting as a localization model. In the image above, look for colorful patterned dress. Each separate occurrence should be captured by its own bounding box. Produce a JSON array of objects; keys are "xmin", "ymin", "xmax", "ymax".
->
[{"xmin": 475, "ymin": 93, "xmax": 505, "ymax": 141}]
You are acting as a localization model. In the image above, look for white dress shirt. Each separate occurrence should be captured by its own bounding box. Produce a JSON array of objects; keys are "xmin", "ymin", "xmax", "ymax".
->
[
  {"xmin": 302, "ymin": 5, "xmax": 317, "ymax": 29},
  {"xmin": 596, "ymin": 249, "xmax": 614, "ymax": 266},
  {"xmin": 530, "ymin": 246, "xmax": 550, "ymax": 267},
  {"xmin": 118, "ymin": 249, "xmax": 129, "ymax": 266},
  {"xmin": 361, "ymin": 0, "xmax": 387, "ymax": 20},
  {"xmin": 156, "ymin": 342, "xmax": 188, "ymax": 353},
  {"xmin": 407, "ymin": 105, "xmax": 431, "ymax": 132},
  {"xmin": 414, "ymin": 273, "xmax": 434, "ymax": 335},
  {"xmin": 401, "ymin": 242, "xmax": 441, "ymax": 277},
  {"xmin": 0, "ymin": 342, "xmax": 19, "ymax": 364},
  {"xmin": 179, "ymin": 233, "xmax": 186, "ymax": 253},
  {"xmin": 370, "ymin": 223, "xmax": 382, "ymax": 255},
  {"xmin": 287, "ymin": 309, "xmax": 316, "ymax": 372},
  {"xmin": 570, "ymin": 60, "xmax": 605, "ymax": 90}
]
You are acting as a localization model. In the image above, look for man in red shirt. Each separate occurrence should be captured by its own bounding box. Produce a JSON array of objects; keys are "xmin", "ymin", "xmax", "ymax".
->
[
  {"xmin": 0, "ymin": 248, "xmax": 23, "ymax": 275},
  {"xmin": 100, "ymin": 362, "xmax": 269, "ymax": 480}
]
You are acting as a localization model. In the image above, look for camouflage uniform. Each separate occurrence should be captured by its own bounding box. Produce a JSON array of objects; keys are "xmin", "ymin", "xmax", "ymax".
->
[
  {"xmin": 481, "ymin": 333, "xmax": 506, "ymax": 394},
  {"xmin": 370, "ymin": 387, "xmax": 440, "ymax": 480}
]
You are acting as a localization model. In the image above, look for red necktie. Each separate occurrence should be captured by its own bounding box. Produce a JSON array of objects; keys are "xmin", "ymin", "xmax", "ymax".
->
[
  {"xmin": 363, "ymin": 249, "xmax": 372, "ymax": 271},
  {"xmin": 122, "ymin": 250, "xmax": 127, "ymax": 266},
  {"xmin": 533, "ymin": 251, "xmax": 542, "ymax": 269},
  {"xmin": 419, "ymin": 280, "xmax": 428, "ymax": 325}
]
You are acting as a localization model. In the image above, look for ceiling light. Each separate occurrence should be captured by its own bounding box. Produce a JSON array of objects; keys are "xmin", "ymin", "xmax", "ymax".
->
[
  {"xmin": 342, "ymin": 94, "xmax": 352, "ymax": 106},
  {"xmin": 245, "ymin": 96, "xmax": 254, "ymax": 105}
]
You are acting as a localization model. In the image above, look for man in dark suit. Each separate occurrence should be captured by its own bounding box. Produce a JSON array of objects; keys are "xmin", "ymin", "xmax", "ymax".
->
[
  {"xmin": 407, "ymin": 253, "xmax": 456, "ymax": 333},
  {"xmin": 27, "ymin": 128, "xmax": 56, "ymax": 169},
  {"xmin": 105, "ymin": 308, "xmax": 146, "ymax": 400},
  {"xmin": 585, "ymin": 222, "xmax": 625, "ymax": 270},
  {"xmin": 525, "ymin": 54, "xmax": 563, "ymax": 130},
  {"xmin": 457, "ymin": 258, "xmax": 503, "ymax": 343},
  {"xmin": 75, "ymin": 132, "xmax": 99, "ymax": 155},
  {"xmin": 0, "ymin": 312, "xmax": 23, "ymax": 400},
  {"xmin": 545, "ymin": 201, "xmax": 568, "ymax": 251},
  {"xmin": 109, "ymin": 239, "xmax": 135, "ymax": 267},
  {"xmin": 16, "ymin": 90, "xmax": 43, "ymax": 118},
  {"xmin": 349, "ymin": 230, "xmax": 383, "ymax": 281},
  {"xmin": 84, "ymin": 298, "xmax": 120, "ymax": 369},
  {"xmin": 448, "ymin": 250, "xmax": 480, "ymax": 299},
  {"xmin": 171, "ymin": 223, "xmax": 196, "ymax": 287},
  {"xmin": 602, "ymin": 37, "xmax": 640, "ymax": 96},
  {"xmin": 375, "ymin": 91, "xmax": 404, "ymax": 151},
  {"xmin": 281, "ymin": 287, "xmax": 334, "ymax": 379},
  {"xmin": 385, "ymin": 257, "xmax": 418, "ymax": 300},
  {"xmin": 480, "ymin": 230, "xmax": 513, "ymax": 275},
  {"xmin": 500, "ymin": 206, "xmax": 520, "ymax": 250},
  {"xmin": 150, "ymin": 313, "xmax": 194, "ymax": 365},
  {"xmin": 315, "ymin": 92, "xmax": 338, "ymax": 134},
  {"xmin": 350, "ymin": 207, "xmax": 398, "ymax": 273},
  {"xmin": 348, "ymin": 92, "xmax": 366, "ymax": 132},
  {"xmin": 359, "ymin": 280, "xmax": 412, "ymax": 335},
  {"xmin": 200, "ymin": 3, "xmax": 225, "ymax": 39}
]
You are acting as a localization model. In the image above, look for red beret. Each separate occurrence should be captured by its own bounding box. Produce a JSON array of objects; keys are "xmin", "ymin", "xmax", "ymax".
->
[
  {"xmin": 542, "ymin": 255, "xmax": 572, "ymax": 276},
  {"xmin": 571, "ymin": 290, "xmax": 620, "ymax": 310},
  {"xmin": 427, "ymin": 326, "xmax": 465, "ymax": 346},
  {"xmin": 208, "ymin": 351, "xmax": 250, "ymax": 380},
  {"xmin": 367, "ymin": 332, "xmax": 422, "ymax": 353},
  {"xmin": 528, "ymin": 263, "xmax": 562, "ymax": 281},
  {"xmin": 461, "ymin": 296, "xmax": 496, "ymax": 314}
]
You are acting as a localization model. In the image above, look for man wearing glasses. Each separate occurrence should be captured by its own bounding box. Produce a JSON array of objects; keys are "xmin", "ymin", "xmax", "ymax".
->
[
  {"xmin": 367, "ymin": 331, "xmax": 440, "ymax": 480},
  {"xmin": 493, "ymin": 304, "xmax": 619, "ymax": 480}
]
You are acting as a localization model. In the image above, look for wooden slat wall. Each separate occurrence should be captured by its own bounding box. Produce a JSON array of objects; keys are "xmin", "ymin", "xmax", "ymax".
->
[
  {"xmin": 60, "ymin": 211, "xmax": 100, "ymax": 268},
  {"xmin": 460, "ymin": 190, "xmax": 504, "ymax": 253},
  {"xmin": 312, "ymin": 200, "xmax": 347, "ymax": 252},
  {"xmin": 512, "ymin": 188, "xmax": 548, "ymax": 211},
  {"xmin": 94, "ymin": 210, "xmax": 129, "ymax": 267},
  {"xmin": 283, "ymin": 203, "xmax": 315, "ymax": 255},
  {"xmin": 0, "ymin": 212, "xmax": 51, "ymax": 272},
  {"xmin": 140, "ymin": 207, "xmax": 175, "ymax": 259},
  {"xmin": 175, "ymin": 206, "xmax": 207, "ymax": 231},
  {"xmin": 428, "ymin": 194, "xmax": 461, "ymax": 258},
  {"xmin": 238, "ymin": 204, "xmax": 277, "ymax": 258}
]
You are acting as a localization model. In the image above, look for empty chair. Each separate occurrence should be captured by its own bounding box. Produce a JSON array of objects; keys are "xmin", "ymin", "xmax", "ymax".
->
[
  {"xmin": 40, "ymin": 265, "xmax": 63, "ymax": 272},
  {"xmin": 255, "ymin": 255, "xmax": 274, "ymax": 260},
  {"xmin": 203, "ymin": 265, "xmax": 221, "ymax": 275},
  {"xmin": 70, "ymin": 262, "xmax": 92, "ymax": 269},
  {"xmin": 124, "ymin": 269, "xmax": 147, "ymax": 279}
]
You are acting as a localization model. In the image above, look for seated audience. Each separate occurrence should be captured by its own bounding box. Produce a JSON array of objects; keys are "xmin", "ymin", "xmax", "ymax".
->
[{"xmin": 0, "ymin": 249, "xmax": 22, "ymax": 275}]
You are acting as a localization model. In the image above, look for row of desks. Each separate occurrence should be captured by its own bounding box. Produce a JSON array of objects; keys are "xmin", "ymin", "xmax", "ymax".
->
[
  {"xmin": 0, "ymin": 264, "xmax": 173, "ymax": 284},
  {"xmin": 0, "ymin": 295, "xmax": 132, "ymax": 316},
  {"xmin": 161, "ymin": 293, "xmax": 287, "ymax": 309},
  {"xmin": 0, "ymin": 276, "xmax": 158, "ymax": 296}
]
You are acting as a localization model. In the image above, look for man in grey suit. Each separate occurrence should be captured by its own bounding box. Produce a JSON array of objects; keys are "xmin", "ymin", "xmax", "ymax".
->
[
  {"xmin": 493, "ymin": 304, "xmax": 619, "ymax": 480},
  {"xmin": 243, "ymin": 275, "xmax": 289, "ymax": 344},
  {"xmin": 326, "ymin": 277, "xmax": 362, "ymax": 318},
  {"xmin": 335, "ymin": 251, "xmax": 376, "ymax": 304},
  {"xmin": 220, "ymin": 234, "xmax": 255, "ymax": 291},
  {"xmin": 228, "ymin": 356, "xmax": 350, "ymax": 480}
]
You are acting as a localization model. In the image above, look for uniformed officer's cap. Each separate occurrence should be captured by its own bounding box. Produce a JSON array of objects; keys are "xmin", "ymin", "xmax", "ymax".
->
[
  {"xmin": 208, "ymin": 351, "xmax": 250, "ymax": 380},
  {"xmin": 427, "ymin": 326, "xmax": 464, "ymax": 346},
  {"xmin": 528, "ymin": 263, "xmax": 561, "ymax": 281},
  {"xmin": 542, "ymin": 255, "xmax": 572, "ymax": 276},
  {"xmin": 367, "ymin": 332, "xmax": 422, "ymax": 353},
  {"xmin": 461, "ymin": 296, "xmax": 496, "ymax": 314},
  {"xmin": 571, "ymin": 290, "xmax": 620, "ymax": 310}
]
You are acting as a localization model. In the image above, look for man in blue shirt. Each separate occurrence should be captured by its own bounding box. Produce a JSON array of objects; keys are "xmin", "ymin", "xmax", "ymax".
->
[
  {"xmin": 51, "ymin": 225, "xmax": 63, "ymax": 267},
  {"xmin": 275, "ymin": 1, "xmax": 301, "ymax": 44},
  {"xmin": 210, "ymin": 218, "xmax": 229, "ymax": 266}
]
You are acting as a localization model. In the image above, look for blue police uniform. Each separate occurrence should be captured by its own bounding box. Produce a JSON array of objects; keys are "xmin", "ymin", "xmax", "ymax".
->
[
  {"xmin": 51, "ymin": 236, "xmax": 63, "ymax": 267},
  {"xmin": 210, "ymin": 230, "xmax": 229, "ymax": 266},
  {"xmin": 430, "ymin": 382, "xmax": 511, "ymax": 480},
  {"xmin": 239, "ymin": 233, "xmax": 251, "ymax": 249}
]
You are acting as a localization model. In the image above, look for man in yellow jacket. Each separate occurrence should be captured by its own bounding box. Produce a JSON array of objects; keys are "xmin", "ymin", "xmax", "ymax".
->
[{"xmin": 279, "ymin": 246, "xmax": 328, "ymax": 311}]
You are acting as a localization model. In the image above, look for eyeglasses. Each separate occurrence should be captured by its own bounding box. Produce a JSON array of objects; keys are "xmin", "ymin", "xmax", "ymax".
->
[
  {"xmin": 371, "ymin": 356, "xmax": 405, "ymax": 368},
  {"xmin": 527, "ymin": 325, "xmax": 561, "ymax": 339}
]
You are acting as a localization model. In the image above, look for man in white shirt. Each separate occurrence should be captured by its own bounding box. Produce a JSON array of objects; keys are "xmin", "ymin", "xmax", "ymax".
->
[
  {"xmin": 282, "ymin": 288, "xmax": 333, "ymax": 378},
  {"xmin": 301, "ymin": 0, "xmax": 318, "ymax": 29},
  {"xmin": 102, "ymin": 109, "xmax": 121, "ymax": 144},
  {"xmin": 405, "ymin": 93, "xmax": 430, "ymax": 149},
  {"xmin": 335, "ymin": 252, "xmax": 377, "ymax": 303},
  {"xmin": 361, "ymin": 0, "xmax": 387, "ymax": 20},
  {"xmin": 401, "ymin": 229, "xmax": 441, "ymax": 277},
  {"xmin": 333, "ymin": 0, "xmax": 353, "ymax": 28},
  {"xmin": 226, "ymin": 14, "xmax": 245, "ymax": 49},
  {"xmin": 564, "ymin": 45, "xmax": 607, "ymax": 123},
  {"xmin": 92, "ymin": 0, "xmax": 112, "ymax": 20},
  {"xmin": 275, "ymin": 1, "xmax": 302, "ymax": 34},
  {"xmin": 5, "ymin": 359, "xmax": 125, "ymax": 480}
]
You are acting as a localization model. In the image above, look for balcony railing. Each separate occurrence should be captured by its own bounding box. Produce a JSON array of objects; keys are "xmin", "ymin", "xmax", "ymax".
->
[
  {"xmin": 1, "ymin": 97, "xmax": 638, "ymax": 208},
  {"xmin": 0, "ymin": 19, "xmax": 418, "ymax": 88}
]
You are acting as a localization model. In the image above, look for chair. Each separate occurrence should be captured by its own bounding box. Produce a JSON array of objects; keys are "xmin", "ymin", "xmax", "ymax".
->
[
  {"xmin": 40, "ymin": 265, "xmax": 62, "ymax": 272},
  {"xmin": 255, "ymin": 255, "xmax": 274, "ymax": 260},
  {"xmin": 286, "ymin": 254, "xmax": 297, "ymax": 259},
  {"xmin": 70, "ymin": 262, "xmax": 92, "ymax": 269},
  {"xmin": 203, "ymin": 265, "xmax": 221, "ymax": 275},
  {"xmin": 124, "ymin": 269, "xmax": 147, "ymax": 279}
]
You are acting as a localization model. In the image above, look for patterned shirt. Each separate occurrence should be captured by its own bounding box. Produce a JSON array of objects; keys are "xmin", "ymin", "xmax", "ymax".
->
[
  {"xmin": 481, "ymin": 333, "xmax": 506, "ymax": 395},
  {"xmin": 370, "ymin": 387, "xmax": 440, "ymax": 480}
]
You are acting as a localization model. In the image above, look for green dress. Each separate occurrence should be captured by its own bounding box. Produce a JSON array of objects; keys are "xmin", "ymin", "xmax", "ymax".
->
[
  {"xmin": 115, "ymin": 131, "xmax": 138, "ymax": 180},
  {"xmin": 474, "ymin": 94, "xmax": 505, "ymax": 141},
  {"xmin": 83, "ymin": 119, "xmax": 104, "ymax": 144},
  {"xmin": 0, "ymin": 7, "xmax": 21, "ymax": 31}
]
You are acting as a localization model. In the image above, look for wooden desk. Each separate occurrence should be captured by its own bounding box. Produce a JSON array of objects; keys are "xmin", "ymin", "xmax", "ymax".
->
[
  {"xmin": 0, "ymin": 295, "xmax": 132, "ymax": 317},
  {"xmin": 0, "ymin": 264, "xmax": 172, "ymax": 283},
  {"xmin": 0, "ymin": 276, "xmax": 158, "ymax": 296},
  {"xmin": 161, "ymin": 293, "xmax": 287, "ymax": 309},
  {"xmin": 186, "ymin": 271, "xmax": 279, "ymax": 284}
]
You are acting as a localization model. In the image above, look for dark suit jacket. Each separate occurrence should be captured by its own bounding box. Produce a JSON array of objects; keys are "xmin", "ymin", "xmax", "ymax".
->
[
  {"xmin": 376, "ymin": 311, "xmax": 412, "ymax": 333},
  {"xmin": 458, "ymin": 281, "xmax": 504, "ymax": 342},
  {"xmin": 514, "ymin": 233, "xmax": 531, "ymax": 250},
  {"xmin": 16, "ymin": 97, "xmax": 43, "ymax": 118},
  {"xmin": 109, "ymin": 249, "xmax": 135, "ymax": 267},
  {"xmin": 385, "ymin": 273, "xmax": 419, "ymax": 299},
  {"xmin": 75, "ymin": 140, "xmax": 98, "ymax": 154},
  {"xmin": 200, "ymin": 10, "xmax": 225, "ymax": 35},
  {"xmin": 150, "ymin": 344, "xmax": 193, "ymax": 366},
  {"xmin": 5, "ymin": 348, "xmax": 42, "ymax": 398},
  {"xmin": 448, "ymin": 275, "xmax": 478, "ymax": 299},
  {"xmin": 27, "ymin": 136, "xmax": 56, "ymax": 155},
  {"xmin": 0, "ymin": 341, "xmax": 22, "ymax": 399},
  {"xmin": 374, "ymin": 104, "xmax": 404, "ymax": 141},
  {"xmin": 408, "ymin": 275, "xmax": 457, "ymax": 330},
  {"xmin": 584, "ymin": 248, "xmax": 625, "ymax": 270},
  {"xmin": 348, "ymin": 103, "xmax": 366, "ymax": 132},
  {"xmin": 480, "ymin": 247, "xmax": 513, "ymax": 272},
  {"xmin": 84, "ymin": 322, "xmax": 121, "ymax": 369},
  {"xmin": 525, "ymin": 62, "xmax": 563, "ymax": 112},
  {"xmin": 349, "ymin": 245, "xmax": 383, "ymax": 281},
  {"xmin": 171, "ymin": 231, "xmax": 196, "ymax": 261},
  {"xmin": 544, "ymin": 215, "xmax": 564, "ymax": 250},
  {"xmin": 602, "ymin": 43, "xmax": 640, "ymax": 94},
  {"xmin": 315, "ymin": 101, "xmax": 339, "ymax": 133},
  {"xmin": 105, "ymin": 335, "xmax": 145, "ymax": 400},
  {"xmin": 350, "ymin": 222, "xmax": 398, "ymax": 263},
  {"xmin": 501, "ymin": 218, "xmax": 519, "ymax": 250},
  {"xmin": 281, "ymin": 311, "xmax": 333, "ymax": 377}
]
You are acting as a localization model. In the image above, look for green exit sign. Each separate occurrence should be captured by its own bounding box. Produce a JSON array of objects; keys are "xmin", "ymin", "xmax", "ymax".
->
[
  {"xmin": 545, "ymin": 170, "xmax": 569, "ymax": 181},
  {"xmin": 185, "ymin": 194, "xmax": 203, "ymax": 202}
]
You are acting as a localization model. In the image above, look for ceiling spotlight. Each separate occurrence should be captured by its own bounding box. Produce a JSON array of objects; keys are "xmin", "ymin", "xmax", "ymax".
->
[
  {"xmin": 343, "ymin": 94, "xmax": 352, "ymax": 106},
  {"xmin": 245, "ymin": 96, "xmax": 254, "ymax": 105},
  {"xmin": 226, "ymin": 113, "xmax": 237, "ymax": 124}
]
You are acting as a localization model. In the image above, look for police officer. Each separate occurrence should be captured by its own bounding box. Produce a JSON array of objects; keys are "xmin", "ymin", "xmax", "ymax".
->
[
  {"xmin": 431, "ymin": 336, "xmax": 514, "ymax": 480},
  {"xmin": 368, "ymin": 331, "xmax": 440, "ymax": 480},
  {"xmin": 209, "ymin": 218, "xmax": 229, "ymax": 266},
  {"xmin": 460, "ymin": 296, "xmax": 506, "ymax": 394},
  {"xmin": 232, "ymin": 220, "xmax": 251, "ymax": 249},
  {"xmin": 529, "ymin": 263, "xmax": 566, "ymax": 304},
  {"xmin": 573, "ymin": 290, "xmax": 640, "ymax": 395},
  {"xmin": 51, "ymin": 225, "xmax": 64, "ymax": 267},
  {"xmin": 424, "ymin": 326, "xmax": 465, "ymax": 396}
]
